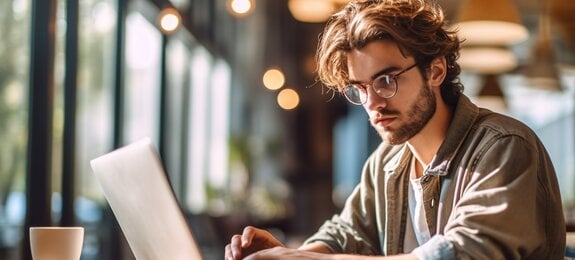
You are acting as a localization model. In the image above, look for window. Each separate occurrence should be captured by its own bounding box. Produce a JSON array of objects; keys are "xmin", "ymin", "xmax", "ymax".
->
[
  {"xmin": 0, "ymin": 0, "xmax": 30, "ymax": 256},
  {"xmin": 123, "ymin": 11, "xmax": 162, "ymax": 145},
  {"xmin": 165, "ymin": 37, "xmax": 190, "ymax": 200},
  {"xmin": 75, "ymin": 0, "xmax": 118, "ymax": 258},
  {"xmin": 186, "ymin": 46, "xmax": 213, "ymax": 213},
  {"xmin": 185, "ymin": 46, "xmax": 233, "ymax": 215}
]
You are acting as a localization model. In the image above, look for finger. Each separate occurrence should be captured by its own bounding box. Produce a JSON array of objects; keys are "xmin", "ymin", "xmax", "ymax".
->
[
  {"xmin": 241, "ymin": 226, "xmax": 258, "ymax": 247},
  {"xmin": 230, "ymin": 234, "xmax": 243, "ymax": 259},
  {"xmin": 224, "ymin": 244, "xmax": 233, "ymax": 260}
]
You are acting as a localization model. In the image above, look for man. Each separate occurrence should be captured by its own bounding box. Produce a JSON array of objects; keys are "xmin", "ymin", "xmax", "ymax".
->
[{"xmin": 225, "ymin": 0, "xmax": 566, "ymax": 259}]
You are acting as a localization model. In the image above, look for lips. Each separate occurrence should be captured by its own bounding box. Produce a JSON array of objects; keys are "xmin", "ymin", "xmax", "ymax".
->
[{"xmin": 373, "ymin": 116, "xmax": 396, "ymax": 128}]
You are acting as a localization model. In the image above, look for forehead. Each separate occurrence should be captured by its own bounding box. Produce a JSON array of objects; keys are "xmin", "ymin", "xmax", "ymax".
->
[{"xmin": 346, "ymin": 40, "xmax": 411, "ymax": 80}]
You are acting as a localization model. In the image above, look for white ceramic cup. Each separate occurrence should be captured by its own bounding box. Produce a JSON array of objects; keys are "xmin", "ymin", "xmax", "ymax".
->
[{"xmin": 29, "ymin": 227, "xmax": 84, "ymax": 260}]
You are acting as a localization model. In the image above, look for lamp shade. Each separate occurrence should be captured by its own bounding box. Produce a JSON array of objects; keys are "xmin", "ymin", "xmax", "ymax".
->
[
  {"xmin": 474, "ymin": 74, "xmax": 507, "ymax": 114},
  {"xmin": 523, "ymin": 8, "xmax": 562, "ymax": 91},
  {"xmin": 479, "ymin": 74, "xmax": 505, "ymax": 97},
  {"xmin": 458, "ymin": 47, "xmax": 518, "ymax": 74},
  {"xmin": 288, "ymin": 0, "xmax": 335, "ymax": 23},
  {"xmin": 550, "ymin": 0, "xmax": 575, "ymax": 53},
  {"xmin": 455, "ymin": 0, "xmax": 528, "ymax": 45}
]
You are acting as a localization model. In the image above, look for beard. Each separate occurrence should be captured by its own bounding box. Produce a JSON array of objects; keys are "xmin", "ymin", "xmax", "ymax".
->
[{"xmin": 374, "ymin": 83, "xmax": 436, "ymax": 145}]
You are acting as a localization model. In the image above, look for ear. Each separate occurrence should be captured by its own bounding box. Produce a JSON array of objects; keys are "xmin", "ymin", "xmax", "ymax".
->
[{"xmin": 427, "ymin": 57, "xmax": 447, "ymax": 88}]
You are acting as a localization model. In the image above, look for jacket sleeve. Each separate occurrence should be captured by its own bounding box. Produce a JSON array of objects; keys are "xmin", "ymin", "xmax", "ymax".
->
[
  {"xmin": 302, "ymin": 151, "xmax": 383, "ymax": 255},
  {"xmin": 416, "ymin": 133, "xmax": 564, "ymax": 259}
]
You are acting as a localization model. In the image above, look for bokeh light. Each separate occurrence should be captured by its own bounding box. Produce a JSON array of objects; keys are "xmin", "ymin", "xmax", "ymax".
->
[
  {"xmin": 262, "ymin": 68, "xmax": 285, "ymax": 90},
  {"xmin": 277, "ymin": 88, "xmax": 300, "ymax": 110},
  {"xmin": 158, "ymin": 8, "xmax": 180, "ymax": 33},
  {"xmin": 228, "ymin": 0, "xmax": 254, "ymax": 16}
]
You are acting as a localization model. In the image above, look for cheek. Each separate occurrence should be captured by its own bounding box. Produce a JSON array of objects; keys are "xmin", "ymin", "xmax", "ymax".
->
[
  {"xmin": 389, "ymin": 91, "xmax": 413, "ymax": 109},
  {"xmin": 396, "ymin": 77, "xmax": 428, "ymax": 102}
]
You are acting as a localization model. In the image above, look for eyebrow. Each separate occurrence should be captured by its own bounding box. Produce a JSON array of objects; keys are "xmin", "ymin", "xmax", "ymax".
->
[{"xmin": 347, "ymin": 65, "xmax": 402, "ymax": 85}]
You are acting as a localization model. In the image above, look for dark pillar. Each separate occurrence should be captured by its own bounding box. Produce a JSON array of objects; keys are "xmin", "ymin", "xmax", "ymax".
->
[
  {"xmin": 23, "ymin": 0, "xmax": 57, "ymax": 258},
  {"xmin": 60, "ymin": 0, "xmax": 80, "ymax": 227}
]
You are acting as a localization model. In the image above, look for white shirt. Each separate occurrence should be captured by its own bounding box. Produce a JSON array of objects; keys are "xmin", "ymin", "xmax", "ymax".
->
[{"xmin": 404, "ymin": 157, "xmax": 431, "ymax": 253}]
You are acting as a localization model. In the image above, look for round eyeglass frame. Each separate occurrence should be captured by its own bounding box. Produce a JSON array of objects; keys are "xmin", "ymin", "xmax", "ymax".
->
[{"xmin": 343, "ymin": 63, "xmax": 418, "ymax": 105}]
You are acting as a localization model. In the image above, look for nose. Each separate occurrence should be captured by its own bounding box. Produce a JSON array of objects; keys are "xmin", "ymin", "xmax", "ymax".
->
[{"xmin": 363, "ymin": 84, "xmax": 387, "ymax": 111}]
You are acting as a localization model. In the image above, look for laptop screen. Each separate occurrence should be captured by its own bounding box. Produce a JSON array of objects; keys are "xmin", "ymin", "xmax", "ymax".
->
[{"xmin": 90, "ymin": 138, "xmax": 203, "ymax": 260}]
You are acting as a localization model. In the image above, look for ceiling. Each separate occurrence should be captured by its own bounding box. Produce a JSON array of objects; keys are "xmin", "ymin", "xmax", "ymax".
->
[
  {"xmin": 271, "ymin": 0, "xmax": 575, "ymax": 78},
  {"xmin": 439, "ymin": 0, "xmax": 575, "ymax": 65},
  {"xmin": 238, "ymin": 0, "xmax": 575, "ymax": 96}
]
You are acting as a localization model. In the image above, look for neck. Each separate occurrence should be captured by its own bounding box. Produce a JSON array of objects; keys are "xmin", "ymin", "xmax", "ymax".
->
[{"xmin": 407, "ymin": 100, "xmax": 453, "ymax": 178}]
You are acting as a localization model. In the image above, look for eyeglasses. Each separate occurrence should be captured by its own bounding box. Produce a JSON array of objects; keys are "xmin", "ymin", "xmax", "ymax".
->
[{"xmin": 343, "ymin": 63, "xmax": 418, "ymax": 105}]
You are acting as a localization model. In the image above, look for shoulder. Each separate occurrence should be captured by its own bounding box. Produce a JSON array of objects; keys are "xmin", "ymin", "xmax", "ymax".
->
[
  {"xmin": 473, "ymin": 108, "xmax": 539, "ymax": 143},
  {"xmin": 453, "ymin": 95, "xmax": 539, "ymax": 144},
  {"xmin": 465, "ymin": 109, "xmax": 550, "ymax": 172}
]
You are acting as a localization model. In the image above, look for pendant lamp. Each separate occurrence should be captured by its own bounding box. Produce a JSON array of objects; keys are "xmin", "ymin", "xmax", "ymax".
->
[
  {"xmin": 454, "ymin": 0, "xmax": 529, "ymax": 46},
  {"xmin": 523, "ymin": 2, "xmax": 562, "ymax": 91},
  {"xmin": 288, "ymin": 0, "xmax": 348, "ymax": 23},
  {"xmin": 288, "ymin": 0, "xmax": 336, "ymax": 23},
  {"xmin": 458, "ymin": 46, "xmax": 518, "ymax": 74},
  {"xmin": 475, "ymin": 74, "xmax": 507, "ymax": 114}
]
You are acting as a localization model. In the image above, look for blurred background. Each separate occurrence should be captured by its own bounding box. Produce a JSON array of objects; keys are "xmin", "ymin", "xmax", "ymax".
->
[{"xmin": 0, "ymin": 0, "xmax": 574, "ymax": 259}]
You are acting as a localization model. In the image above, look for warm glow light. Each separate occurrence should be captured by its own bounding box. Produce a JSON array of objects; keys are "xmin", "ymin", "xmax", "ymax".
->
[
  {"xmin": 456, "ymin": 21, "xmax": 528, "ymax": 45},
  {"xmin": 277, "ymin": 88, "xmax": 300, "ymax": 110},
  {"xmin": 158, "ymin": 8, "xmax": 181, "ymax": 33},
  {"xmin": 288, "ymin": 0, "xmax": 335, "ymax": 23},
  {"xmin": 161, "ymin": 14, "xmax": 179, "ymax": 31},
  {"xmin": 458, "ymin": 47, "xmax": 518, "ymax": 74},
  {"xmin": 262, "ymin": 69, "xmax": 285, "ymax": 90},
  {"xmin": 454, "ymin": 0, "xmax": 528, "ymax": 45},
  {"xmin": 228, "ymin": 0, "xmax": 254, "ymax": 16}
]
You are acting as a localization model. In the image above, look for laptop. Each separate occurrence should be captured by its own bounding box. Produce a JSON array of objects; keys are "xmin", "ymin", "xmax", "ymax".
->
[{"xmin": 90, "ymin": 138, "xmax": 204, "ymax": 260}]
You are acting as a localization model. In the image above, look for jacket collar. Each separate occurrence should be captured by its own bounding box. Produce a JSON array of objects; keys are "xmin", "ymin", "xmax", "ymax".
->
[{"xmin": 425, "ymin": 95, "xmax": 479, "ymax": 176}]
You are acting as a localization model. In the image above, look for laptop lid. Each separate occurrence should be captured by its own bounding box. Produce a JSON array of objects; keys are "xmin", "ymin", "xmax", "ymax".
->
[{"xmin": 90, "ymin": 138, "xmax": 203, "ymax": 260}]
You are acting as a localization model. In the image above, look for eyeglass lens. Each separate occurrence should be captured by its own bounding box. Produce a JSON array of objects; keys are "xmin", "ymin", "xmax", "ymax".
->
[
  {"xmin": 344, "ymin": 75, "xmax": 395, "ymax": 105},
  {"xmin": 343, "ymin": 63, "xmax": 417, "ymax": 105}
]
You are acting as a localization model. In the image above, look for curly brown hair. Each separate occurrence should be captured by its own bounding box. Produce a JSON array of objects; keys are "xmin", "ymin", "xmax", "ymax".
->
[{"xmin": 316, "ymin": 0, "xmax": 463, "ymax": 105}]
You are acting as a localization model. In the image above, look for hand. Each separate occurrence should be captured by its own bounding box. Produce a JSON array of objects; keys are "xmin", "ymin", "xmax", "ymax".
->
[
  {"xmin": 225, "ymin": 226, "xmax": 285, "ymax": 260},
  {"xmin": 244, "ymin": 247, "xmax": 331, "ymax": 260},
  {"xmin": 245, "ymin": 248, "xmax": 418, "ymax": 260}
]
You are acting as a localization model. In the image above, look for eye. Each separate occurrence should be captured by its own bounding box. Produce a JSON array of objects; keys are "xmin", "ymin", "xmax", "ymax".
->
[
  {"xmin": 346, "ymin": 83, "xmax": 366, "ymax": 93},
  {"xmin": 373, "ymin": 75, "xmax": 393, "ymax": 90},
  {"xmin": 344, "ymin": 84, "xmax": 360, "ymax": 96}
]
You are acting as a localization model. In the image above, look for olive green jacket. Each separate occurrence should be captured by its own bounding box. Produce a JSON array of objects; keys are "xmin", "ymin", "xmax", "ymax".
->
[{"xmin": 304, "ymin": 95, "xmax": 566, "ymax": 259}]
